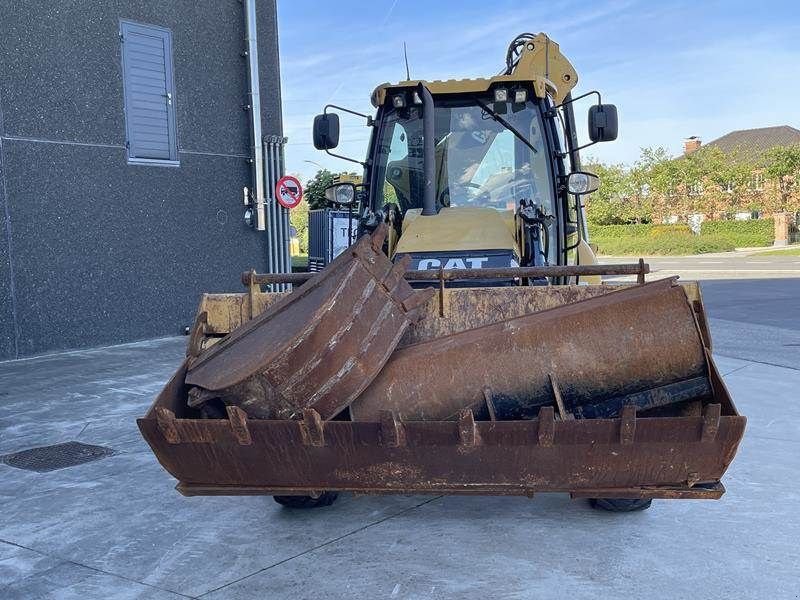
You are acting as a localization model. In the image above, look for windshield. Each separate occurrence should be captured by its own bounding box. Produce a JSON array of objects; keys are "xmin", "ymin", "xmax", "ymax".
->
[{"xmin": 372, "ymin": 95, "xmax": 554, "ymax": 216}]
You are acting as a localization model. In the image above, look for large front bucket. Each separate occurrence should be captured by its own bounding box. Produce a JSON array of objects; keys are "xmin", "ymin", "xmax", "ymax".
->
[{"xmin": 138, "ymin": 281, "xmax": 745, "ymax": 500}]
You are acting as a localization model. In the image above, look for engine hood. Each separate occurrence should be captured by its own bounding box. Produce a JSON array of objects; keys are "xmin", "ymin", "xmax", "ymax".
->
[{"xmin": 394, "ymin": 207, "xmax": 517, "ymax": 256}]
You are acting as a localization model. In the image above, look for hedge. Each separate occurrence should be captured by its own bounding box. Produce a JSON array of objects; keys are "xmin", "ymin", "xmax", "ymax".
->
[
  {"xmin": 589, "ymin": 234, "xmax": 735, "ymax": 256},
  {"xmin": 589, "ymin": 223, "xmax": 691, "ymax": 239},
  {"xmin": 588, "ymin": 219, "xmax": 774, "ymax": 255},
  {"xmin": 700, "ymin": 218, "xmax": 774, "ymax": 247}
]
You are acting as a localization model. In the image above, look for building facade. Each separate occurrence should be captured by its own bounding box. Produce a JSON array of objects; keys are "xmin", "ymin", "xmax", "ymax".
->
[{"xmin": 0, "ymin": 0, "xmax": 282, "ymax": 360}]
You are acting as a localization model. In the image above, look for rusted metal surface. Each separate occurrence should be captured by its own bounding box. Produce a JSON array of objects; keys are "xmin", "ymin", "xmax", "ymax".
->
[
  {"xmin": 196, "ymin": 280, "xmax": 709, "ymax": 349},
  {"xmin": 177, "ymin": 483, "xmax": 726, "ymax": 499},
  {"xmin": 404, "ymin": 284, "xmax": 626, "ymax": 346},
  {"xmin": 350, "ymin": 278, "xmax": 708, "ymax": 422},
  {"xmin": 183, "ymin": 226, "xmax": 434, "ymax": 420},
  {"xmin": 138, "ymin": 272, "xmax": 745, "ymax": 501},
  {"xmin": 241, "ymin": 262, "xmax": 650, "ymax": 286},
  {"xmin": 137, "ymin": 357, "xmax": 745, "ymax": 499}
]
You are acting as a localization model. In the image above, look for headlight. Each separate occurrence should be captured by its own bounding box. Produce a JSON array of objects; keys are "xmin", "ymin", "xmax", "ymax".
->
[
  {"xmin": 566, "ymin": 172, "xmax": 600, "ymax": 195},
  {"xmin": 392, "ymin": 94, "xmax": 406, "ymax": 108},
  {"xmin": 493, "ymin": 88, "xmax": 508, "ymax": 103}
]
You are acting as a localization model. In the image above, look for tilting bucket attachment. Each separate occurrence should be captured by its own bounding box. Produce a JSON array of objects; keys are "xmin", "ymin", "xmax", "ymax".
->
[
  {"xmin": 350, "ymin": 277, "xmax": 709, "ymax": 422},
  {"xmin": 184, "ymin": 225, "xmax": 434, "ymax": 420}
]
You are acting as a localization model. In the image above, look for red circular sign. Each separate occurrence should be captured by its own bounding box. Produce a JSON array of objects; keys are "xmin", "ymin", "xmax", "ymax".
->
[{"xmin": 275, "ymin": 175, "xmax": 303, "ymax": 209}]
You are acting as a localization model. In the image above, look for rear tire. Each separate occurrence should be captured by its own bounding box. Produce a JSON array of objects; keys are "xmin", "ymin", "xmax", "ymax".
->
[
  {"xmin": 273, "ymin": 492, "xmax": 339, "ymax": 508},
  {"xmin": 589, "ymin": 498, "xmax": 652, "ymax": 512}
]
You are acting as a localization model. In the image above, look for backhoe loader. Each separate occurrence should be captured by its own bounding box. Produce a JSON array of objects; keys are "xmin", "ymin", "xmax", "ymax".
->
[{"xmin": 138, "ymin": 33, "xmax": 745, "ymax": 512}]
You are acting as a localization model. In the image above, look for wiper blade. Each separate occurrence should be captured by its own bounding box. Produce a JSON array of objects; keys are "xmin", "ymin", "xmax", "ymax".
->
[{"xmin": 473, "ymin": 99, "xmax": 538, "ymax": 154}]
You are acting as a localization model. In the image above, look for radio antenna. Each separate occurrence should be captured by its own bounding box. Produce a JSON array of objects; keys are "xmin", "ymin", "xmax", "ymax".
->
[{"xmin": 403, "ymin": 42, "xmax": 411, "ymax": 80}]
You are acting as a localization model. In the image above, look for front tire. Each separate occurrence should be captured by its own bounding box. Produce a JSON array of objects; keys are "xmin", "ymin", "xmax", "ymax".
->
[
  {"xmin": 589, "ymin": 498, "xmax": 652, "ymax": 512},
  {"xmin": 273, "ymin": 492, "xmax": 339, "ymax": 508}
]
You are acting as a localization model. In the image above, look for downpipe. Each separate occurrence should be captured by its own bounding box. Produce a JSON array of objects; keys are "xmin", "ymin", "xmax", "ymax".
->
[{"xmin": 244, "ymin": 0, "xmax": 265, "ymax": 230}]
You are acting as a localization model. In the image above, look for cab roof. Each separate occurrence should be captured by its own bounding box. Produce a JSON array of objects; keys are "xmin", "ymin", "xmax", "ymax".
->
[{"xmin": 371, "ymin": 33, "xmax": 578, "ymax": 107}]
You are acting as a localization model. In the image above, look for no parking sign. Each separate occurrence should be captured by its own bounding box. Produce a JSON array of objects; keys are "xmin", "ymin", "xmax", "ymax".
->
[{"xmin": 275, "ymin": 175, "xmax": 303, "ymax": 209}]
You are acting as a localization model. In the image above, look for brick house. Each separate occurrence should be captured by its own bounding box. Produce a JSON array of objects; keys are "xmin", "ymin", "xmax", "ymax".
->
[
  {"xmin": 678, "ymin": 126, "xmax": 800, "ymax": 243},
  {"xmin": 683, "ymin": 125, "xmax": 800, "ymax": 209}
]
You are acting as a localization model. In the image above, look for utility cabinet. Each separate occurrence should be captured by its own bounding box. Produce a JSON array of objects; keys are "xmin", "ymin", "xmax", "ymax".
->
[{"xmin": 308, "ymin": 209, "xmax": 359, "ymax": 272}]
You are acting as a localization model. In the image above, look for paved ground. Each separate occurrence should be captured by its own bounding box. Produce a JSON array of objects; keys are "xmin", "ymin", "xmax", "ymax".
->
[
  {"xmin": 601, "ymin": 248, "xmax": 800, "ymax": 281},
  {"xmin": 1, "ymin": 272, "xmax": 799, "ymax": 598}
]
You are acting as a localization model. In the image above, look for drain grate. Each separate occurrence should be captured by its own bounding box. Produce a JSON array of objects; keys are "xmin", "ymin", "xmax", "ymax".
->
[{"xmin": 0, "ymin": 441, "xmax": 116, "ymax": 473}]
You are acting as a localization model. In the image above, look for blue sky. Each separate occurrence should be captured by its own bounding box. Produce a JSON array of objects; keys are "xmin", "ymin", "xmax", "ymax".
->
[{"xmin": 277, "ymin": 0, "xmax": 800, "ymax": 181}]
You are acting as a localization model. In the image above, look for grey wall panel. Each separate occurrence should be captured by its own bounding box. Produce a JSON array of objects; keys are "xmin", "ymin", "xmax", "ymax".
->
[
  {"xmin": 257, "ymin": 0, "xmax": 283, "ymax": 137},
  {"xmin": 0, "ymin": 0, "xmax": 281, "ymax": 152},
  {"xmin": 0, "ymin": 0, "xmax": 281, "ymax": 359},
  {"xmin": 3, "ymin": 141, "xmax": 267, "ymax": 357}
]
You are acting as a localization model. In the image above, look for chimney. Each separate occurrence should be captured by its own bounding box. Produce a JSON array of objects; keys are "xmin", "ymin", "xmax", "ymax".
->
[{"xmin": 684, "ymin": 136, "xmax": 701, "ymax": 155}]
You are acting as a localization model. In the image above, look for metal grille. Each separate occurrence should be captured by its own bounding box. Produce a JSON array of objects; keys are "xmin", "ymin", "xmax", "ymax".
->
[{"xmin": 1, "ymin": 442, "xmax": 116, "ymax": 473}]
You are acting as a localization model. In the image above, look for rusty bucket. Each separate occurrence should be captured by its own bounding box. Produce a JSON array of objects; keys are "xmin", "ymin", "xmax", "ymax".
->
[
  {"xmin": 183, "ymin": 226, "xmax": 433, "ymax": 420},
  {"xmin": 350, "ymin": 278, "xmax": 709, "ymax": 422}
]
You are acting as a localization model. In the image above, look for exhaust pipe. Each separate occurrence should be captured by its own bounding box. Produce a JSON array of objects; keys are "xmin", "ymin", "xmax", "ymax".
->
[{"xmin": 418, "ymin": 83, "xmax": 437, "ymax": 216}]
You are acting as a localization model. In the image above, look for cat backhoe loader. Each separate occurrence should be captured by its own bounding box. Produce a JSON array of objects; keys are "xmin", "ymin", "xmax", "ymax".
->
[{"xmin": 138, "ymin": 33, "xmax": 745, "ymax": 512}]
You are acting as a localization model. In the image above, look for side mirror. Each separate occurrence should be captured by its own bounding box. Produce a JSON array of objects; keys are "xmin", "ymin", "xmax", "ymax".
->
[
  {"xmin": 324, "ymin": 182, "xmax": 357, "ymax": 206},
  {"xmin": 588, "ymin": 104, "xmax": 618, "ymax": 142},
  {"xmin": 313, "ymin": 113, "xmax": 340, "ymax": 150},
  {"xmin": 567, "ymin": 171, "xmax": 600, "ymax": 195}
]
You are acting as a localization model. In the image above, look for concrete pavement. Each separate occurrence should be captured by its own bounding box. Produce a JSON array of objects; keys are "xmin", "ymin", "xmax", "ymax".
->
[
  {"xmin": 601, "ymin": 249, "xmax": 800, "ymax": 280},
  {"xmin": 1, "ymin": 329, "xmax": 799, "ymax": 598}
]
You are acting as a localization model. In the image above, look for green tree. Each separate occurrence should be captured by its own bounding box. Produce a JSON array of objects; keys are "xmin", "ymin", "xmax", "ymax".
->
[
  {"xmin": 762, "ymin": 145, "xmax": 800, "ymax": 211},
  {"xmin": 289, "ymin": 199, "xmax": 309, "ymax": 253},
  {"xmin": 303, "ymin": 169, "xmax": 363, "ymax": 209},
  {"xmin": 633, "ymin": 147, "xmax": 678, "ymax": 221},
  {"xmin": 681, "ymin": 146, "xmax": 754, "ymax": 216},
  {"xmin": 583, "ymin": 161, "xmax": 633, "ymax": 225},
  {"xmin": 304, "ymin": 169, "xmax": 336, "ymax": 210}
]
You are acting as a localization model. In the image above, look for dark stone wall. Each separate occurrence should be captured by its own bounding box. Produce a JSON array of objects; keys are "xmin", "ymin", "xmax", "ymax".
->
[
  {"xmin": 0, "ymin": 0, "xmax": 282, "ymax": 359},
  {"xmin": 0, "ymin": 134, "xmax": 18, "ymax": 360}
]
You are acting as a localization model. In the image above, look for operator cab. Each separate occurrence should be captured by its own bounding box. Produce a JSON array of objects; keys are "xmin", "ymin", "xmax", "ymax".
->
[{"xmin": 311, "ymin": 33, "xmax": 618, "ymax": 283}]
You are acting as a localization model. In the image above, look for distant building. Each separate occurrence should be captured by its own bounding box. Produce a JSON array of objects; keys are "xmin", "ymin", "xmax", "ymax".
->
[
  {"xmin": 676, "ymin": 126, "xmax": 800, "ymax": 243},
  {"xmin": 683, "ymin": 125, "xmax": 800, "ymax": 159},
  {"xmin": 0, "ymin": 1, "xmax": 282, "ymax": 360}
]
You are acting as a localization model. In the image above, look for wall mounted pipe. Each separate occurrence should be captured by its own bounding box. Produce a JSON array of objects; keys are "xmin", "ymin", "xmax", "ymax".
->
[{"xmin": 244, "ymin": 0, "xmax": 265, "ymax": 230}]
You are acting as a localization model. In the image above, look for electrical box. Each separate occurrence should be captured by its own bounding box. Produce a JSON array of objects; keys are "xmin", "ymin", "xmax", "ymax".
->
[{"xmin": 308, "ymin": 209, "xmax": 359, "ymax": 272}]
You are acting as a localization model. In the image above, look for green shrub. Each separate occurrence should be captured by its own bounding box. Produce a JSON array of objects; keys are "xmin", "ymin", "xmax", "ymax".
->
[
  {"xmin": 590, "ymin": 234, "xmax": 734, "ymax": 256},
  {"xmin": 588, "ymin": 223, "xmax": 690, "ymax": 239},
  {"xmin": 588, "ymin": 220, "xmax": 773, "ymax": 254},
  {"xmin": 700, "ymin": 219, "xmax": 774, "ymax": 247}
]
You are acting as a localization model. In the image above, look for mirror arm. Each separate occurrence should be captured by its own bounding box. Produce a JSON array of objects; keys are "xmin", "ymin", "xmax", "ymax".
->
[
  {"xmin": 551, "ymin": 90, "xmax": 602, "ymax": 112},
  {"xmin": 570, "ymin": 139, "xmax": 599, "ymax": 153},
  {"xmin": 324, "ymin": 104, "xmax": 374, "ymax": 127},
  {"xmin": 324, "ymin": 148, "xmax": 367, "ymax": 167}
]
